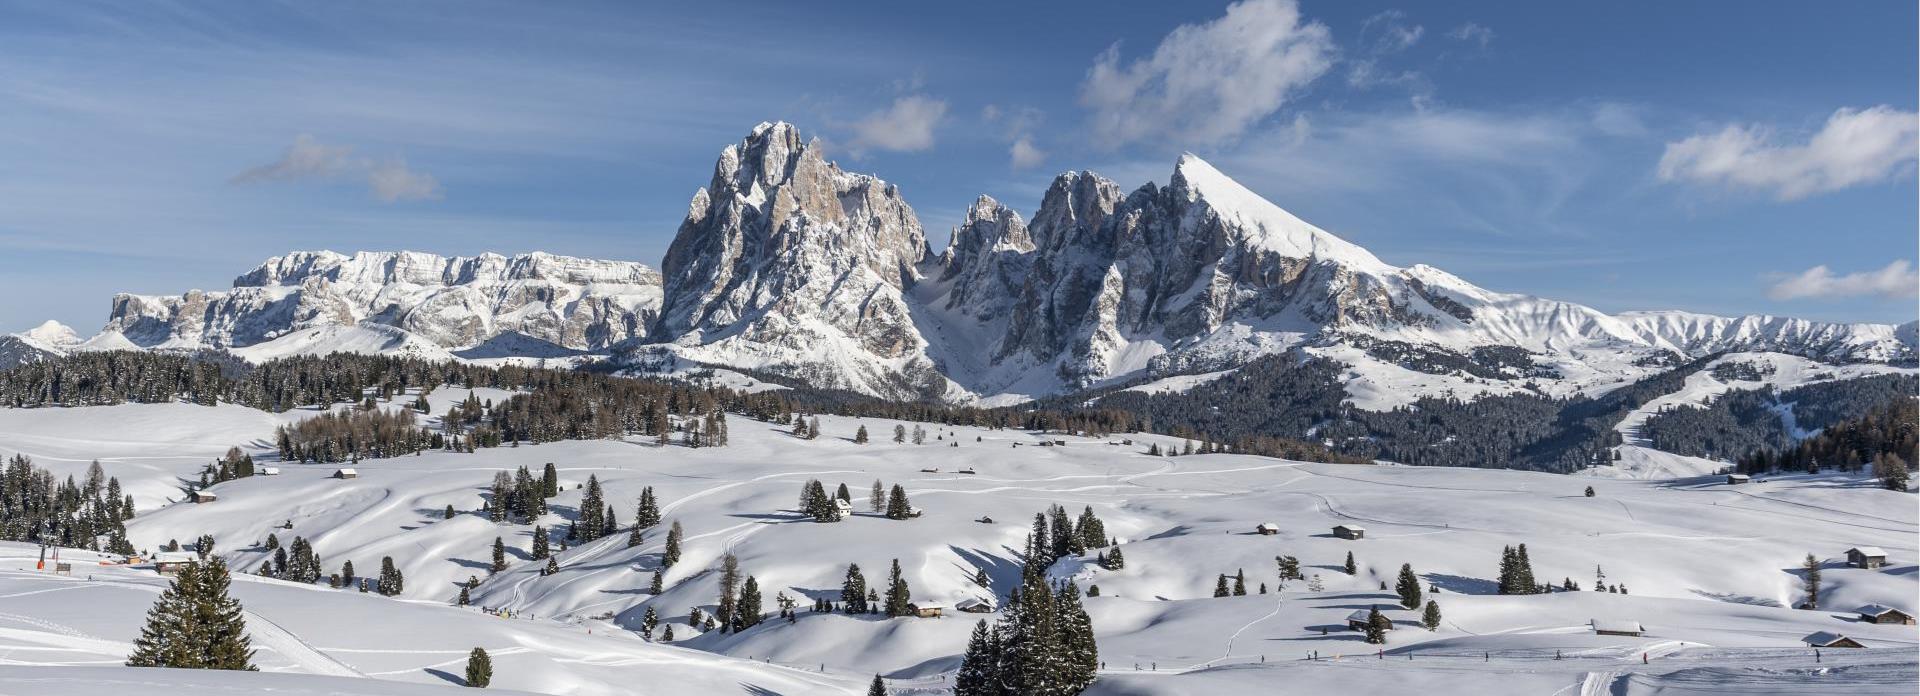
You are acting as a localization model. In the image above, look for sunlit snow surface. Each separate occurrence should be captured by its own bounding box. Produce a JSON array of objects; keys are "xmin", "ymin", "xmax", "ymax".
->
[{"xmin": 0, "ymin": 396, "xmax": 1910, "ymax": 694}]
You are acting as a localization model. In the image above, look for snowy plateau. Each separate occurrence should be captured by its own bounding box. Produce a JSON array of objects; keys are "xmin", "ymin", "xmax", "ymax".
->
[{"xmin": 0, "ymin": 121, "xmax": 1912, "ymax": 696}]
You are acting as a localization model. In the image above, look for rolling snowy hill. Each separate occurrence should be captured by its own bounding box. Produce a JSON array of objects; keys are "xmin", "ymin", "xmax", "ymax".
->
[{"xmin": 0, "ymin": 393, "xmax": 1911, "ymax": 694}]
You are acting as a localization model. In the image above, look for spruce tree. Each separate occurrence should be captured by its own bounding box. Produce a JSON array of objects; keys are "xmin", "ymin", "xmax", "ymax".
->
[
  {"xmin": 491, "ymin": 537, "xmax": 506, "ymax": 574},
  {"xmin": 867, "ymin": 674, "xmax": 886, "ymax": 696},
  {"xmin": 855, "ymin": 425, "xmax": 869, "ymax": 444},
  {"xmin": 128, "ymin": 558, "xmax": 257, "ymax": 671},
  {"xmin": 893, "ymin": 425, "xmax": 907, "ymax": 443},
  {"xmin": 1421, "ymin": 599, "xmax": 1442, "ymax": 630},
  {"xmin": 884, "ymin": 559, "xmax": 911, "ymax": 617},
  {"xmin": 342, "ymin": 560, "xmax": 356, "ymax": 586},
  {"xmin": 1233, "ymin": 569, "xmax": 1246, "ymax": 596},
  {"xmin": 1103, "ymin": 546, "xmax": 1124, "ymax": 570},
  {"xmin": 1344, "ymin": 551, "xmax": 1357, "ymax": 575},
  {"xmin": 445, "ymin": 505, "xmax": 457, "ymax": 519},
  {"xmin": 1396, "ymin": 563, "xmax": 1422, "ymax": 609},
  {"xmin": 954, "ymin": 619, "xmax": 998, "ymax": 696},
  {"xmin": 885, "ymin": 484, "xmax": 911, "ymax": 520},
  {"xmin": 736, "ymin": 576, "xmax": 763, "ymax": 631},
  {"xmin": 663, "ymin": 521, "xmax": 683, "ymax": 568},
  {"xmin": 717, "ymin": 553, "xmax": 740, "ymax": 631},
  {"xmin": 1213, "ymin": 574, "xmax": 1231, "ymax": 597},
  {"xmin": 464, "ymin": 647, "xmax": 491, "ymax": 687},
  {"xmin": 1801, "ymin": 553, "xmax": 1822, "ymax": 609},
  {"xmin": 1054, "ymin": 581, "xmax": 1098, "ymax": 691},
  {"xmin": 1363, "ymin": 606, "xmax": 1388, "ymax": 645},
  {"xmin": 641, "ymin": 606, "xmax": 659, "ymax": 638},
  {"xmin": 576, "ymin": 475, "xmax": 606, "ymax": 541},
  {"xmin": 531, "ymin": 526, "xmax": 550, "ymax": 560},
  {"xmin": 649, "ymin": 568, "xmax": 664, "ymax": 594},
  {"xmin": 841, "ymin": 564, "xmax": 868, "ymax": 613},
  {"xmin": 458, "ymin": 585, "xmax": 470, "ymax": 606},
  {"xmin": 541, "ymin": 462, "xmax": 558, "ymax": 497},
  {"xmin": 378, "ymin": 556, "xmax": 403, "ymax": 596},
  {"xmin": 635, "ymin": 486, "xmax": 661, "ymax": 528}
]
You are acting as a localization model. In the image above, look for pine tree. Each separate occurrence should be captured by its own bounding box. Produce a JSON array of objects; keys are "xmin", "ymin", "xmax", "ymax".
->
[
  {"xmin": 855, "ymin": 425, "xmax": 869, "ymax": 444},
  {"xmin": 867, "ymin": 674, "xmax": 887, "ymax": 696},
  {"xmin": 464, "ymin": 647, "xmax": 491, "ymax": 687},
  {"xmin": 342, "ymin": 560, "xmax": 356, "ymax": 586},
  {"xmin": 445, "ymin": 504, "xmax": 457, "ymax": 519},
  {"xmin": 663, "ymin": 521, "xmax": 683, "ymax": 568},
  {"xmin": 576, "ymin": 475, "xmax": 606, "ymax": 541},
  {"xmin": 1076, "ymin": 506, "xmax": 1107, "ymax": 550},
  {"xmin": 458, "ymin": 585, "xmax": 470, "ymax": 606},
  {"xmin": 954, "ymin": 619, "xmax": 998, "ymax": 696},
  {"xmin": 1395, "ymin": 563, "xmax": 1422, "ymax": 609},
  {"xmin": 491, "ymin": 537, "xmax": 506, "ymax": 574},
  {"xmin": 884, "ymin": 559, "xmax": 911, "ymax": 617},
  {"xmin": 531, "ymin": 526, "xmax": 550, "ymax": 560},
  {"xmin": 635, "ymin": 486, "xmax": 661, "ymax": 528},
  {"xmin": 541, "ymin": 557, "xmax": 559, "ymax": 576},
  {"xmin": 1421, "ymin": 600, "xmax": 1442, "ymax": 630},
  {"xmin": 1054, "ymin": 581, "xmax": 1098, "ymax": 691},
  {"xmin": 641, "ymin": 606, "xmax": 659, "ymax": 638},
  {"xmin": 1344, "ymin": 551, "xmax": 1357, "ymax": 575},
  {"xmin": 541, "ymin": 462, "xmax": 558, "ymax": 497},
  {"xmin": 885, "ymin": 484, "xmax": 911, "ymax": 520},
  {"xmin": 717, "ymin": 553, "xmax": 740, "ymax": 631},
  {"xmin": 660, "ymin": 625, "xmax": 674, "ymax": 642},
  {"xmin": 1801, "ymin": 553, "xmax": 1822, "ymax": 609},
  {"xmin": 1213, "ymin": 574, "xmax": 1231, "ymax": 597},
  {"xmin": 378, "ymin": 556, "xmax": 403, "ymax": 596},
  {"xmin": 128, "ymin": 558, "xmax": 257, "ymax": 671},
  {"xmin": 1103, "ymin": 546, "xmax": 1125, "ymax": 570},
  {"xmin": 842, "ymin": 563, "xmax": 869, "ymax": 614},
  {"xmin": 835, "ymin": 482, "xmax": 851, "ymax": 503},
  {"xmin": 1233, "ymin": 569, "xmax": 1247, "ymax": 595},
  {"xmin": 649, "ymin": 568, "xmax": 664, "ymax": 594},
  {"xmin": 1514, "ymin": 544, "xmax": 1538, "ymax": 593},
  {"xmin": 736, "ymin": 576, "xmax": 763, "ymax": 631},
  {"xmin": 1363, "ymin": 606, "xmax": 1388, "ymax": 645}
]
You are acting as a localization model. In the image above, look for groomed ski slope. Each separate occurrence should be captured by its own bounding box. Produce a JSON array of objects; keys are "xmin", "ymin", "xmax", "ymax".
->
[{"xmin": 0, "ymin": 395, "xmax": 1911, "ymax": 694}]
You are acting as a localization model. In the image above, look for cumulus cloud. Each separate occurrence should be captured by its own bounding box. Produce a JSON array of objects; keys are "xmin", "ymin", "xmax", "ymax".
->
[
  {"xmin": 850, "ymin": 95, "xmax": 948, "ymax": 153},
  {"xmin": 1767, "ymin": 260, "xmax": 1919, "ymax": 301},
  {"xmin": 232, "ymin": 134, "xmax": 440, "ymax": 202},
  {"xmin": 1657, "ymin": 105, "xmax": 1919, "ymax": 200},
  {"xmin": 1009, "ymin": 136, "xmax": 1046, "ymax": 169},
  {"xmin": 1448, "ymin": 22, "xmax": 1494, "ymax": 47},
  {"xmin": 1080, "ymin": 0, "xmax": 1333, "ymax": 148}
]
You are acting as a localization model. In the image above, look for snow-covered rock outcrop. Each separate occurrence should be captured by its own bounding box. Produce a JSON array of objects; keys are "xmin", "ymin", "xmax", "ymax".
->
[{"xmin": 99, "ymin": 251, "xmax": 661, "ymax": 354}]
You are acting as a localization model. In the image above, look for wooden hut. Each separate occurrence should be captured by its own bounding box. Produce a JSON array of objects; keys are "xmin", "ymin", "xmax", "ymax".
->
[
  {"xmin": 1590, "ymin": 619, "xmax": 1644, "ymax": 637},
  {"xmin": 1802, "ymin": 631, "xmax": 1865, "ymax": 648},
  {"xmin": 1856, "ymin": 604, "xmax": 1915, "ymax": 625},
  {"xmin": 1333, "ymin": 524, "xmax": 1365, "ymax": 540},
  {"xmin": 1846, "ymin": 547, "xmax": 1888, "ymax": 569},
  {"xmin": 1256, "ymin": 523, "xmax": 1280, "ymax": 536}
]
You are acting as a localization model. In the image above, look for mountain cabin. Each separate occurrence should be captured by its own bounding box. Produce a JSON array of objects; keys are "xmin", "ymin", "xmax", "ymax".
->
[
  {"xmin": 334, "ymin": 468, "xmax": 358, "ymax": 479},
  {"xmin": 1333, "ymin": 524, "xmax": 1365, "ymax": 540},
  {"xmin": 1857, "ymin": 604, "xmax": 1915, "ymax": 625},
  {"xmin": 1724, "ymin": 474, "xmax": 1750, "ymax": 485},
  {"xmin": 1346, "ymin": 609, "xmax": 1391, "ymax": 631},
  {"xmin": 956, "ymin": 597, "xmax": 994, "ymax": 614},
  {"xmin": 258, "ymin": 466, "xmax": 281, "ymax": 476},
  {"xmin": 1802, "ymin": 631, "xmax": 1865, "ymax": 648},
  {"xmin": 189, "ymin": 490, "xmax": 217, "ymax": 503},
  {"xmin": 907, "ymin": 603, "xmax": 944, "ymax": 618},
  {"xmin": 1846, "ymin": 547, "xmax": 1888, "ymax": 569},
  {"xmin": 1590, "ymin": 619, "xmax": 1644, "ymax": 637},
  {"xmin": 153, "ymin": 552, "xmax": 197, "ymax": 575},
  {"xmin": 1256, "ymin": 523, "xmax": 1280, "ymax": 536}
]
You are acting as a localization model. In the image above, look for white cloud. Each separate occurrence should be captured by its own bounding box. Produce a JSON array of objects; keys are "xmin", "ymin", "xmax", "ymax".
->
[
  {"xmin": 1657, "ymin": 105, "xmax": 1919, "ymax": 200},
  {"xmin": 367, "ymin": 159, "xmax": 441, "ymax": 202},
  {"xmin": 850, "ymin": 95, "xmax": 948, "ymax": 153},
  {"xmin": 1079, "ymin": 0, "xmax": 1333, "ymax": 148},
  {"xmin": 1009, "ymin": 136, "xmax": 1046, "ymax": 169},
  {"xmin": 1767, "ymin": 260, "xmax": 1919, "ymax": 301},
  {"xmin": 1362, "ymin": 10, "xmax": 1423, "ymax": 53},
  {"xmin": 1448, "ymin": 22, "xmax": 1494, "ymax": 48},
  {"xmin": 233, "ymin": 134, "xmax": 440, "ymax": 202},
  {"xmin": 230, "ymin": 134, "xmax": 355, "ymax": 182}
]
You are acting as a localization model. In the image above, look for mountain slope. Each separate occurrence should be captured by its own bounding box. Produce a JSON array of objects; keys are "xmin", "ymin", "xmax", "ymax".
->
[{"xmin": 27, "ymin": 122, "xmax": 1914, "ymax": 408}]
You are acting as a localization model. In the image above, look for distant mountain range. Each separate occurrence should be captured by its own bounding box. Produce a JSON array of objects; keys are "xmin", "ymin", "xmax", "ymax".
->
[{"xmin": 11, "ymin": 122, "xmax": 1914, "ymax": 408}]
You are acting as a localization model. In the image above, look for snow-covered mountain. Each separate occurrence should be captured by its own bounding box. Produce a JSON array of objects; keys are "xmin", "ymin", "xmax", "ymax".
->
[
  {"xmin": 28, "ymin": 122, "xmax": 1915, "ymax": 404},
  {"xmin": 98, "ymin": 250, "xmax": 661, "ymax": 357}
]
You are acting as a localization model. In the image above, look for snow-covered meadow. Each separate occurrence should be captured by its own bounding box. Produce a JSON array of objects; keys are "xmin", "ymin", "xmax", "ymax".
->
[{"xmin": 0, "ymin": 394, "xmax": 1911, "ymax": 694}]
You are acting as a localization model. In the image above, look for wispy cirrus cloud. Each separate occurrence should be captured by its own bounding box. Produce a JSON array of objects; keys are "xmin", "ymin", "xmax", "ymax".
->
[
  {"xmin": 1657, "ymin": 105, "xmax": 1919, "ymax": 200},
  {"xmin": 232, "ymin": 134, "xmax": 440, "ymax": 202}
]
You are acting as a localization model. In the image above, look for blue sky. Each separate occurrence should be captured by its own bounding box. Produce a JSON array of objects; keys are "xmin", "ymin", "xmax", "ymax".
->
[{"xmin": 0, "ymin": 0, "xmax": 1914, "ymax": 333}]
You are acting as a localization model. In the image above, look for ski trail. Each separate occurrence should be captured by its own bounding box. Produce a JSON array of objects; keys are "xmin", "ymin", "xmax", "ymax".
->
[{"xmin": 242, "ymin": 610, "xmax": 365, "ymax": 677}]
